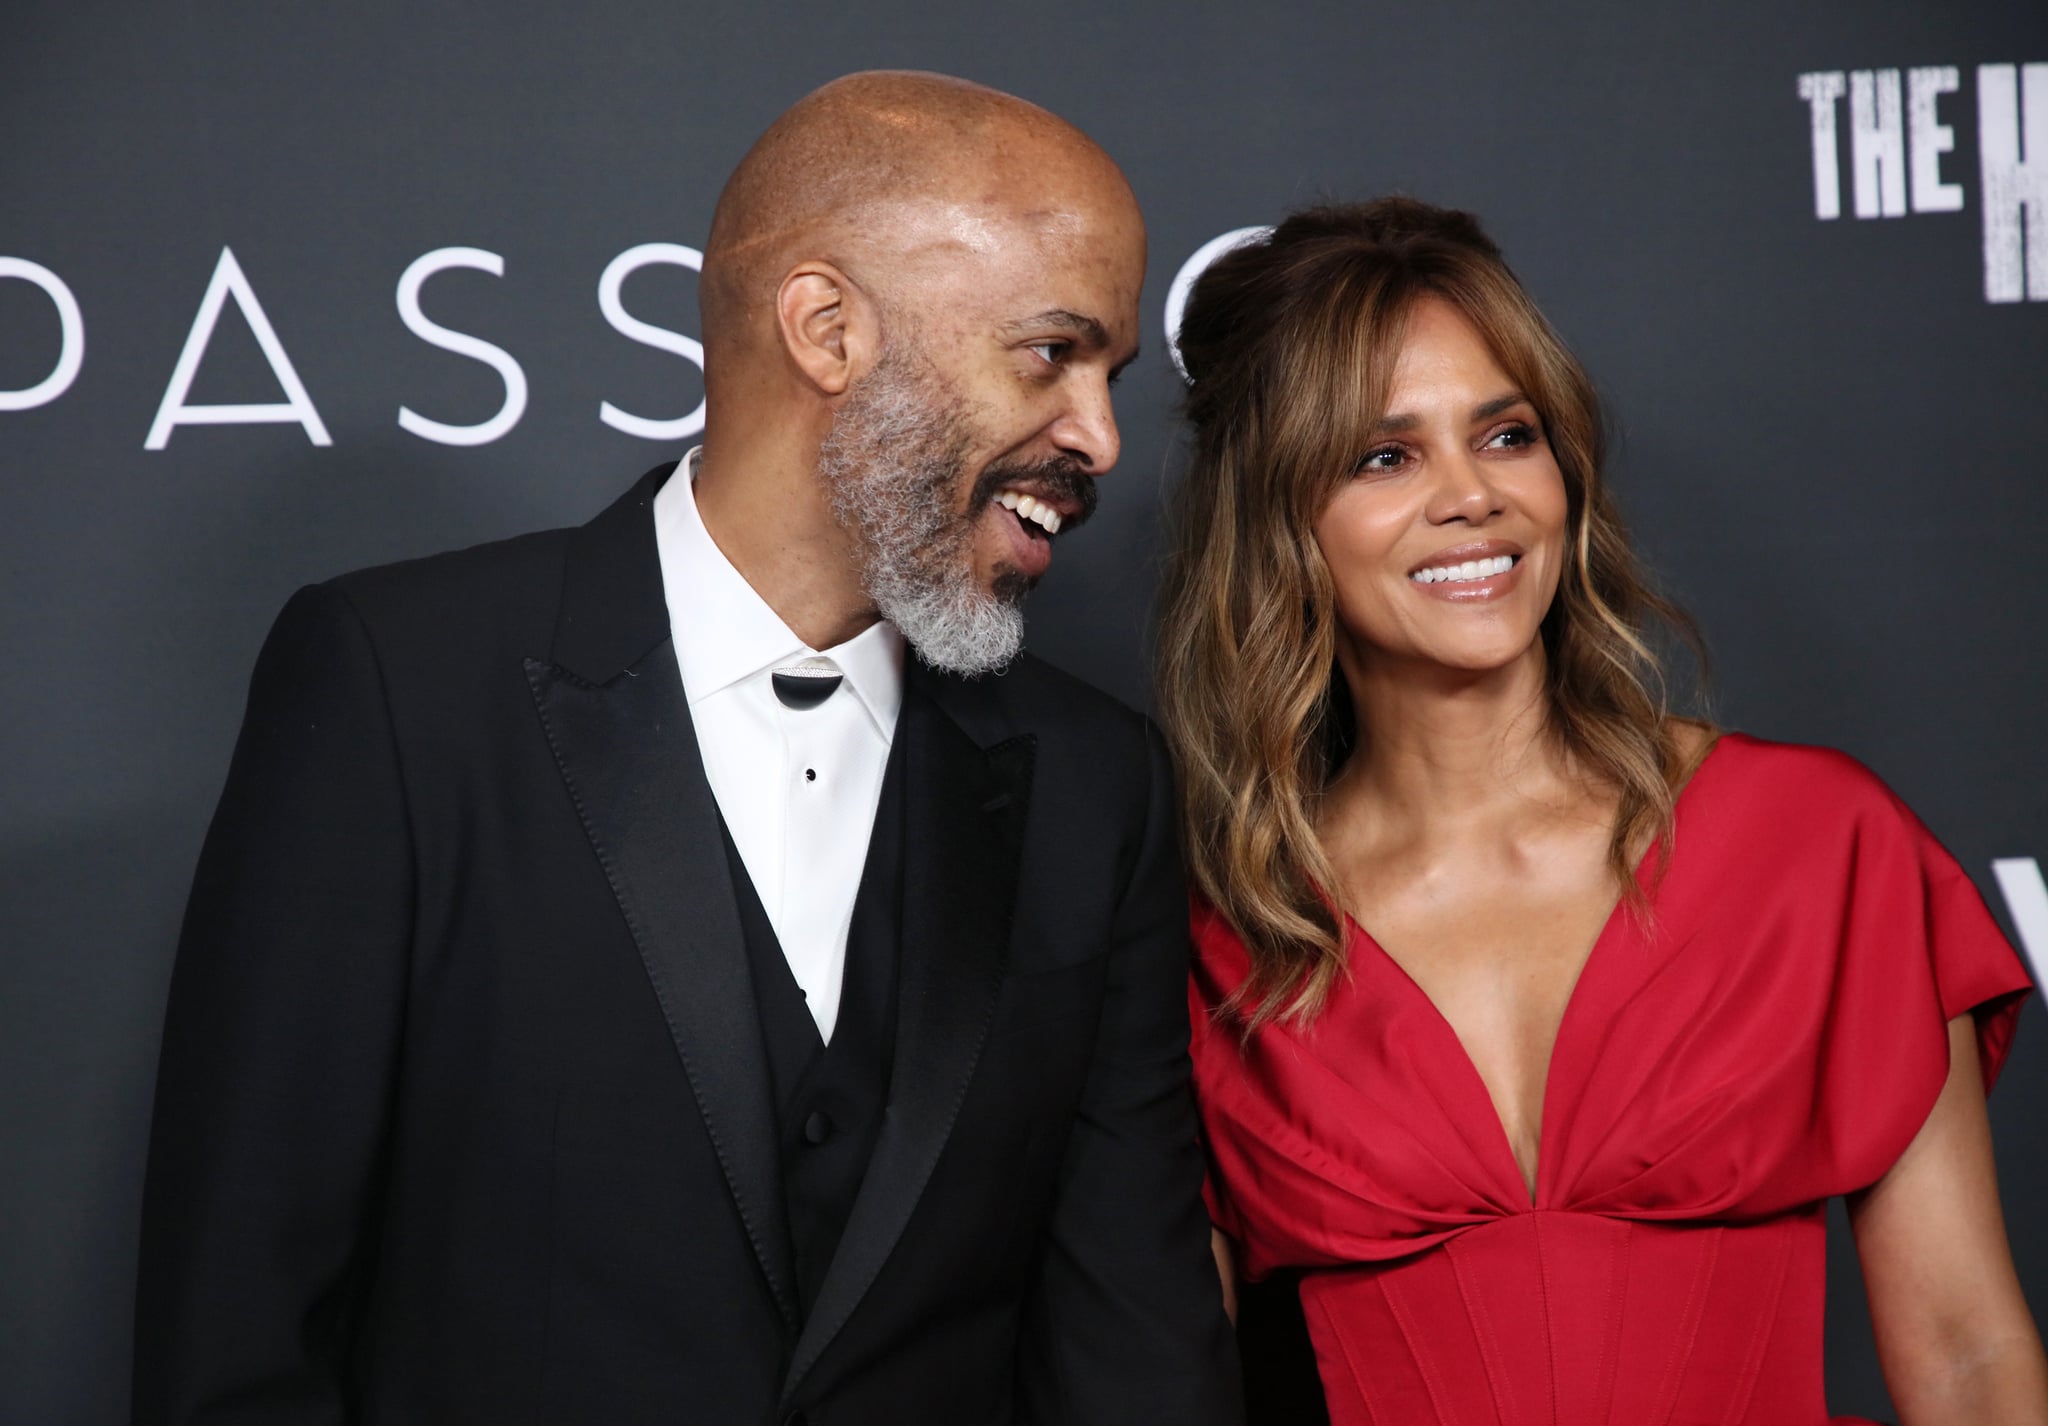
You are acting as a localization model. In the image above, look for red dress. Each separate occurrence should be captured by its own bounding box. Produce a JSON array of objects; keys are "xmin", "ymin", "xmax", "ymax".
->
[{"xmin": 1189, "ymin": 735, "xmax": 2031, "ymax": 1426}]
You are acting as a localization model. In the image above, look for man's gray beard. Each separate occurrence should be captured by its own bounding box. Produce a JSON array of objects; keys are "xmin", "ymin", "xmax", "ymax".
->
[{"xmin": 816, "ymin": 347, "xmax": 1028, "ymax": 678}]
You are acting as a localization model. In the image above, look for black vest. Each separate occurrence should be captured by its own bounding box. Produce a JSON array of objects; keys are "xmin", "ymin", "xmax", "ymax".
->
[{"xmin": 720, "ymin": 738, "xmax": 905, "ymax": 1319}]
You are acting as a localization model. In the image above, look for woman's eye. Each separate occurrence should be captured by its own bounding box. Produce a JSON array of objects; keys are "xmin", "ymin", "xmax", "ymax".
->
[
  {"xmin": 1486, "ymin": 422, "xmax": 1540, "ymax": 449},
  {"xmin": 1353, "ymin": 446, "xmax": 1406, "ymax": 474}
]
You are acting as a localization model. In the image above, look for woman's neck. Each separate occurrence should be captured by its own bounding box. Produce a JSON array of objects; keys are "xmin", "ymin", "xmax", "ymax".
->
[{"xmin": 1326, "ymin": 644, "xmax": 1591, "ymax": 851}]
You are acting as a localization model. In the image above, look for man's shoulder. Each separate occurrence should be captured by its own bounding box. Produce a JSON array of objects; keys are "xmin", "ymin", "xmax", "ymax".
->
[
  {"xmin": 319, "ymin": 465, "xmax": 664, "ymax": 628},
  {"xmin": 322, "ymin": 523, "xmax": 571, "ymax": 627},
  {"xmin": 314, "ymin": 466, "xmax": 672, "ymax": 675},
  {"xmin": 983, "ymin": 651, "xmax": 1158, "ymax": 755},
  {"xmin": 253, "ymin": 522, "xmax": 587, "ymax": 711},
  {"xmin": 997, "ymin": 650, "xmax": 1137, "ymax": 714}
]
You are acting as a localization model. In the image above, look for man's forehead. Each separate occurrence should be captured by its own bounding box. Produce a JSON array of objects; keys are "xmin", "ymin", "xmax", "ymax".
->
[
  {"xmin": 880, "ymin": 194, "xmax": 1139, "ymax": 312},
  {"xmin": 871, "ymin": 193, "xmax": 1138, "ymax": 254}
]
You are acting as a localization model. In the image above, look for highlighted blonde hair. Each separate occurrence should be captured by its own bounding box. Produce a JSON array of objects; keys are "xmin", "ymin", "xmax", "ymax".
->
[{"xmin": 1157, "ymin": 199, "xmax": 1705, "ymax": 1028}]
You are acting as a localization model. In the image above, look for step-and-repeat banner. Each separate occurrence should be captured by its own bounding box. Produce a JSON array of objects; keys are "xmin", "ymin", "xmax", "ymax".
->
[{"xmin": 4, "ymin": 2, "xmax": 2044, "ymax": 1420}]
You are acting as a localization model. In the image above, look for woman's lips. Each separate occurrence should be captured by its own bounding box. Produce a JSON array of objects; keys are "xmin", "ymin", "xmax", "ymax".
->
[{"xmin": 1407, "ymin": 549, "xmax": 1524, "ymax": 602}]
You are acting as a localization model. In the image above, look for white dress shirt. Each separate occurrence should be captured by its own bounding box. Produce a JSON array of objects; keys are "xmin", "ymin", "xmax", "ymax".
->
[{"xmin": 653, "ymin": 447, "xmax": 905, "ymax": 1042}]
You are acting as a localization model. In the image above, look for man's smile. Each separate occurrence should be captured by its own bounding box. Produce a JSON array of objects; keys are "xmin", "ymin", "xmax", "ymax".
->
[{"xmin": 994, "ymin": 487, "xmax": 1066, "ymax": 535}]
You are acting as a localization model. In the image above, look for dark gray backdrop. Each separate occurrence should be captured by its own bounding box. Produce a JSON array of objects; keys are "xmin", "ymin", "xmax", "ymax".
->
[{"xmin": 4, "ymin": 2, "xmax": 2044, "ymax": 1421}]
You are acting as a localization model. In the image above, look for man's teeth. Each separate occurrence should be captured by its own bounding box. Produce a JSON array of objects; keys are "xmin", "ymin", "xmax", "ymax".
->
[
  {"xmin": 996, "ymin": 489, "xmax": 1062, "ymax": 535},
  {"xmin": 1411, "ymin": 554, "xmax": 1516, "ymax": 585}
]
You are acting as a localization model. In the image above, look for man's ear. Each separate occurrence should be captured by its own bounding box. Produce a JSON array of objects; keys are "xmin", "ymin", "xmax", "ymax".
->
[{"xmin": 775, "ymin": 262, "xmax": 876, "ymax": 397}]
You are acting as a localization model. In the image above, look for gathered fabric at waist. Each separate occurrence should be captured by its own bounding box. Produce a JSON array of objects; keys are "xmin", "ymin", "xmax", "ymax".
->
[{"xmin": 1294, "ymin": 1207, "xmax": 1874, "ymax": 1426}]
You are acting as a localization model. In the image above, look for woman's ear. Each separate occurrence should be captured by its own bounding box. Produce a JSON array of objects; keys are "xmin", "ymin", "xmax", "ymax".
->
[{"xmin": 775, "ymin": 261, "xmax": 876, "ymax": 397}]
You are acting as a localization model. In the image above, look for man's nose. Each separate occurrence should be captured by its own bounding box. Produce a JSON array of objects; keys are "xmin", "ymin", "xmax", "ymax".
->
[{"xmin": 1049, "ymin": 375, "xmax": 1121, "ymax": 475}]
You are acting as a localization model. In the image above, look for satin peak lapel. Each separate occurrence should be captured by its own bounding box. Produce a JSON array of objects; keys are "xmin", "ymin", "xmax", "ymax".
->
[
  {"xmin": 525, "ymin": 639, "xmax": 800, "ymax": 1332},
  {"xmin": 785, "ymin": 671, "xmax": 1036, "ymax": 1395}
]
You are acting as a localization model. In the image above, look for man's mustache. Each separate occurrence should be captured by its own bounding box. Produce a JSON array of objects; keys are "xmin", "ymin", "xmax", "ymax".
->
[{"xmin": 970, "ymin": 456, "xmax": 1100, "ymax": 533}]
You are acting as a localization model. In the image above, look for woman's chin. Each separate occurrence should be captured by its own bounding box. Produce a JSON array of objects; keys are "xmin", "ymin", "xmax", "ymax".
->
[{"xmin": 1369, "ymin": 635, "xmax": 1546, "ymax": 684}]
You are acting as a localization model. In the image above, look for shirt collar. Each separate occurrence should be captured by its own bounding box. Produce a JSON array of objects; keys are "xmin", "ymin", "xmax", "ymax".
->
[{"xmin": 652, "ymin": 447, "xmax": 905, "ymax": 737}]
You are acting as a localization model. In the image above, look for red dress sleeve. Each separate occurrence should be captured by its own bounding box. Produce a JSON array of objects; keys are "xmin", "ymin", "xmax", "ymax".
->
[{"xmin": 1790, "ymin": 752, "xmax": 2031, "ymax": 1199}]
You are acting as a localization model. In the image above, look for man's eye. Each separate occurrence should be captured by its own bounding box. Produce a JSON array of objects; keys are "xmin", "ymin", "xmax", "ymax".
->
[{"xmin": 1026, "ymin": 342, "xmax": 1066, "ymax": 365}]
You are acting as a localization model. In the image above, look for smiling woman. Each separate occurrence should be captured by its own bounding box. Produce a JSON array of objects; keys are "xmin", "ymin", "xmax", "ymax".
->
[
  {"xmin": 1160, "ymin": 200, "xmax": 1701, "ymax": 1029},
  {"xmin": 1157, "ymin": 199, "xmax": 2047, "ymax": 1426}
]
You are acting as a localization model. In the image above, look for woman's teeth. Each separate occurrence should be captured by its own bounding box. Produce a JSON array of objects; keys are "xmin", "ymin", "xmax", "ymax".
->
[
  {"xmin": 1411, "ymin": 554, "xmax": 1516, "ymax": 585},
  {"xmin": 996, "ymin": 489, "xmax": 1062, "ymax": 535}
]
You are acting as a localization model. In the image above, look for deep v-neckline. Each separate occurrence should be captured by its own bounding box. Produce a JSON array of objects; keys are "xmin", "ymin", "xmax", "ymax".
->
[{"xmin": 1339, "ymin": 737, "xmax": 1724, "ymax": 1207}]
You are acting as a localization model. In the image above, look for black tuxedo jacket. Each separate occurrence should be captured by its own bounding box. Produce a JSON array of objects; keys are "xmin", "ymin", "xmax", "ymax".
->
[{"xmin": 134, "ymin": 466, "xmax": 1242, "ymax": 1426}]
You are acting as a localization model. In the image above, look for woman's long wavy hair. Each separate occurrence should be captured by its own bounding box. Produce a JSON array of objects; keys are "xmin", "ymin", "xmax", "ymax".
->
[{"xmin": 1157, "ymin": 198, "xmax": 1706, "ymax": 1030}]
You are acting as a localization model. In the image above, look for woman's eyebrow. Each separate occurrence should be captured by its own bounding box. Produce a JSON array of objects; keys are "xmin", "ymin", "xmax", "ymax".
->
[
  {"xmin": 1473, "ymin": 391, "xmax": 1531, "ymax": 420},
  {"xmin": 1374, "ymin": 390, "xmax": 1530, "ymax": 433}
]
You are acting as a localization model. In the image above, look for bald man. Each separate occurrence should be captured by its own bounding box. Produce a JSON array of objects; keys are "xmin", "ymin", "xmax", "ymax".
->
[{"xmin": 135, "ymin": 72, "xmax": 1244, "ymax": 1426}]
